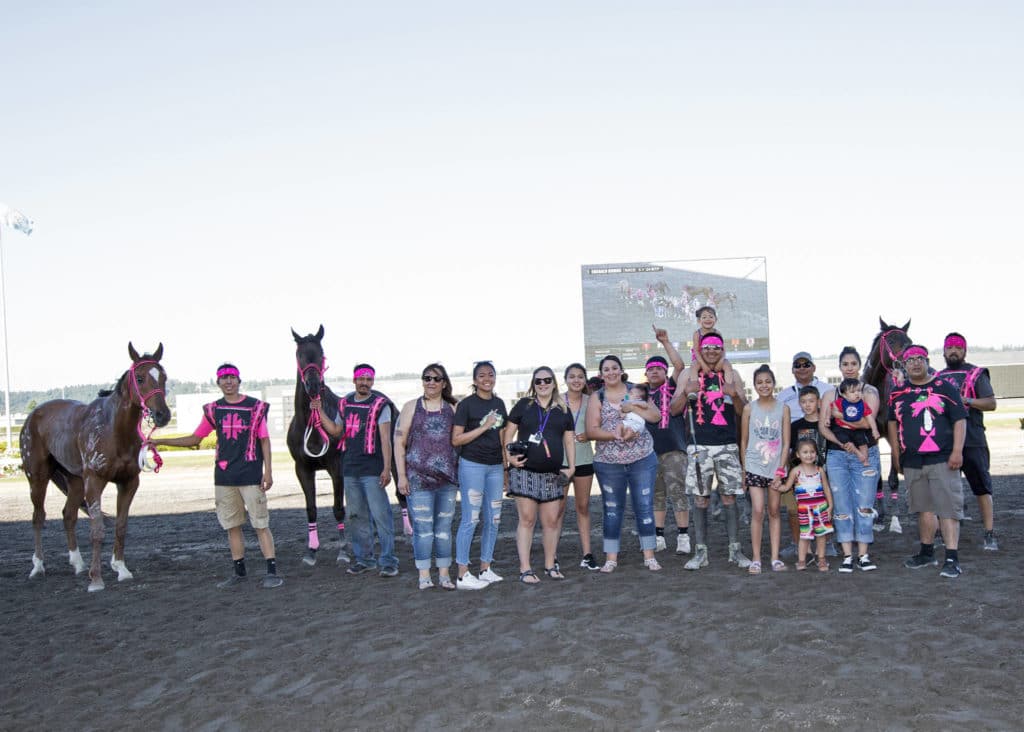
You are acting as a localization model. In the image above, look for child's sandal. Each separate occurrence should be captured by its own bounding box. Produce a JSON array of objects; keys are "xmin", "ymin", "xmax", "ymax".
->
[
  {"xmin": 817, "ymin": 558, "xmax": 829, "ymax": 572},
  {"xmin": 771, "ymin": 559, "xmax": 787, "ymax": 572},
  {"xmin": 795, "ymin": 561, "xmax": 807, "ymax": 571},
  {"xmin": 748, "ymin": 561, "xmax": 762, "ymax": 575}
]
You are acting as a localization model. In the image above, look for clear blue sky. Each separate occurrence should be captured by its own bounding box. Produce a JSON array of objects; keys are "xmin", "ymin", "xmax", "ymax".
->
[{"xmin": 3, "ymin": 2, "xmax": 1022, "ymax": 389}]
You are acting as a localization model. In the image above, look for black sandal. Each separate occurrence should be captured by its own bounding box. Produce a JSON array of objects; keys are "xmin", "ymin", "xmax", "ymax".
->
[
  {"xmin": 544, "ymin": 567, "xmax": 565, "ymax": 580},
  {"xmin": 519, "ymin": 570, "xmax": 540, "ymax": 584}
]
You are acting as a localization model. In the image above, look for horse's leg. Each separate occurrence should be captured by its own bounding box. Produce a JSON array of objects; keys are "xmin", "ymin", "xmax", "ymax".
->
[
  {"xmin": 84, "ymin": 475, "xmax": 107, "ymax": 592},
  {"xmin": 296, "ymin": 462, "xmax": 319, "ymax": 566},
  {"xmin": 329, "ymin": 462, "xmax": 349, "ymax": 563},
  {"xmin": 110, "ymin": 477, "xmax": 139, "ymax": 581},
  {"xmin": 27, "ymin": 463, "xmax": 51, "ymax": 579},
  {"xmin": 58, "ymin": 472, "xmax": 87, "ymax": 574}
]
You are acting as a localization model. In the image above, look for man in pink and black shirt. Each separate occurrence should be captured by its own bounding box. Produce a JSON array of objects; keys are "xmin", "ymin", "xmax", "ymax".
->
[
  {"xmin": 888, "ymin": 345, "xmax": 968, "ymax": 579},
  {"xmin": 152, "ymin": 363, "xmax": 282, "ymax": 588}
]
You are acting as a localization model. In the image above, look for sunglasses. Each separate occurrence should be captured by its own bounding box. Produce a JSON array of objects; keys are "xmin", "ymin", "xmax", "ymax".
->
[
  {"xmin": 534, "ymin": 377, "xmax": 554, "ymax": 385},
  {"xmin": 422, "ymin": 375, "xmax": 445, "ymax": 383},
  {"xmin": 793, "ymin": 361, "xmax": 812, "ymax": 368}
]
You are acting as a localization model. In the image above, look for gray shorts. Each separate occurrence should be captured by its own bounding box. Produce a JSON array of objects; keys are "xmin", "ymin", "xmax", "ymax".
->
[
  {"xmin": 905, "ymin": 463, "xmax": 964, "ymax": 520},
  {"xmin": 654, "ymin": 450, "xmax": 688, "ymax": 512},
  {"xmin": 685, "ymin": 443, "xmax": 744, "ymax": 497}
]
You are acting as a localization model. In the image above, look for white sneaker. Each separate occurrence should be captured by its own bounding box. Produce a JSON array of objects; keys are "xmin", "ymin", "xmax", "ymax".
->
[
  {"xmin": 655, "ymin": 535, "xmax": 667, "ymax": 552},
  {"xmin": 676, "ymin": 534, "xmax": 691, "ymax": 555},
  {"xmin": 479, "ymin": 568, "xmax": 504, "ymax": 584},
  {"xmin": 457, "ymin": 572, "xmax": 489, "ymax": 590},
  {"xmin": 889, "ymin": 515, "xmax": 902, "ymax": 534}
]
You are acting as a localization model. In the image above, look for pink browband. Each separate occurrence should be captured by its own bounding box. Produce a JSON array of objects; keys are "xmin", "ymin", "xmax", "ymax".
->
[
  {"xmin": 217, "ymin": 366, "xmax": 240, "ymax": 379},
  {"xmin": 903, "ymin": 346, "xmax": 929, "ymax": 359},
  {"xmin": 701, "ymin": 335, "xmax": 724, "ymax": 348},
  {"xmin": 944, "ymin": 335, "xmax": 967, "ymax": 349},
  {"xmin": 354, "ymin": 367, "xmax": 375, "ymax": 379}
]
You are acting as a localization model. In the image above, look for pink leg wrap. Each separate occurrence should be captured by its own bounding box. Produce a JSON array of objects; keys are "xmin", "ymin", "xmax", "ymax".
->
[{"xmin": 308, "ymin": 523, "xmax": 320, "ymax": 550}]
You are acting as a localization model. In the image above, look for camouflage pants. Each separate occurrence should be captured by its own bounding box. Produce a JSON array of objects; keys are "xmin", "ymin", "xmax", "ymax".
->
[
  {"xmin": 654, "ymin": 450, "xmax": 688, "ymax": 512},
  {"xmin": 685, "ymin": 443, "xmax": 744, "ymax": 497}
]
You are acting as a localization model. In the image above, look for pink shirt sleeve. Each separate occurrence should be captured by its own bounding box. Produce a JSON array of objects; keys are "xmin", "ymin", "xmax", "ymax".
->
[
  {"xmin": 256, "ymin": 421, "xmax": 269, "ymax": 439},
  {"xmin": 193, "ymin": 420, "xmax": 213, "ymax": 439}
]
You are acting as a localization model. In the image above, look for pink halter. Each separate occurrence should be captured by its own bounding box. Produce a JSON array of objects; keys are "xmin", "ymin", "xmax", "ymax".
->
[{"xmin": 130, "ymin": 359, "xmax": 165, "ymax": 473}]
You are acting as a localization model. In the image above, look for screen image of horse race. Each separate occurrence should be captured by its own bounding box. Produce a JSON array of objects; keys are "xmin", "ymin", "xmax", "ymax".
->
[{"xmin": 580, "ymin": 256, "xmax": 770, "ymax": 371}]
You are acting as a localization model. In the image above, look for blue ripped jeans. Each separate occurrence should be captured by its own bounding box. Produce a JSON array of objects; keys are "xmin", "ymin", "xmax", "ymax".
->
[
  {"xmin": 594, "ymin": 451, "xmax": 658, "ymax": 554},
  {"xmin": 408, "ymin": 485, "xmax": 458, "ymax": 570},
  {"xmin": 827, "ymin": 445, "xmax": 880, "ymax": 545},
  {"xmin": 454, "ymin": 458, "xmax": 504, "ymax": 567}
]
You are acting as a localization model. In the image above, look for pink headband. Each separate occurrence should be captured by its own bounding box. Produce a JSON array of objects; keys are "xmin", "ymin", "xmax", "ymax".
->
[
  {"xmin": 217, "ymin": 366, "xmax": 240, "ymax": 379},
  {"xmin": 701, "ymin": 335, "xmax": 724, "ymax": 348},
  {"xmin": 903, "ymin": 345, "xmax": 929, "ymax": 360},
  {"xmin": 354, "ymin": 367, "xmax": 375, "ymax": 379},
  {"xmin": 944, "ymin": 335, "xmax": 967, "ymax": 350}
]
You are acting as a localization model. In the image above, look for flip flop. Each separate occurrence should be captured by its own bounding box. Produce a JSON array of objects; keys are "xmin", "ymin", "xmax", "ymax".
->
[
  {"xmin": 771, "ymin": 559, "xmax": 787, "ymax": 572},
  {"xmin": 748, "ymin": 561, "xmax": 762, "ymax": 575},
  {"xmin": 544, "ymin": 567, "xmax": 565, "ymax": 580},
  {"xmin": 519, "ymin": 570, "xmax": 540, "ymax": 584}
]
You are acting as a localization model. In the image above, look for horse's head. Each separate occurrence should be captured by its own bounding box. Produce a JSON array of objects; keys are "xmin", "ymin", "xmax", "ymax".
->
[
  {"xmin": 293, "ymin": 325, "xmax": 326, "ymax": 399},
  {"xmin": 877, "ymin": 318, "xmax": 912, "ymax": 372},
  {"xmin": 127, "ymin": 342, "xmax": 171, "ymax": 427}
]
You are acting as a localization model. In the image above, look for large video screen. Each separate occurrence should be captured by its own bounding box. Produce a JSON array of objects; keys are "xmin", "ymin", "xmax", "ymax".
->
[{"xmin": 580, "ymin": 257, "xmax": 769, "ymax": 371}]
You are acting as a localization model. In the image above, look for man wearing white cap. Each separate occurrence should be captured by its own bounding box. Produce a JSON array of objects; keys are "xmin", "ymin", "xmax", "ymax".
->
[{"xmin": 780, "ymin": 352, "xmax": 832, "ymax": 423}]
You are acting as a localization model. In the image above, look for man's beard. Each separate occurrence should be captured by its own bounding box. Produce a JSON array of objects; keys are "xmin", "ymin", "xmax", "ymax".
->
[{"xmin": 945, "ymin": 353, "xmax": 964, "ymax": 369}]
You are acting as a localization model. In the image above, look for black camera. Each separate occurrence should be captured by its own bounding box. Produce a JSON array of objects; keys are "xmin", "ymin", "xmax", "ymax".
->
[{"xmin": 506, "ymin": 441, "xmax": 530, "ymax": 457}]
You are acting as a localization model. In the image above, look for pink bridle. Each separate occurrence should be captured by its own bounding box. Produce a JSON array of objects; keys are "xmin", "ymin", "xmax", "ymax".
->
[
  {"xmin": 878, "ymin": 328, "xmax": 908, "ymax": 375},
  {"xmin": 298, "ymin": 357, "xmax": 331, "ymax": 457},
  {"xmin": 131, "ymin": 359, "xmax": 165, "ymax": 473}
]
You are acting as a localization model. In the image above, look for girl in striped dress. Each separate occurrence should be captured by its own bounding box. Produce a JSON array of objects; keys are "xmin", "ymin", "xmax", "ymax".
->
[{"xmin": 783, "ymin": 439, "xmax": 835, "ymax": 572}]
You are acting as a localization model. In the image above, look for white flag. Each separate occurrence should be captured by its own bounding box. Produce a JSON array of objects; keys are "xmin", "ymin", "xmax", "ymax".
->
[{"xmin": 0, "ymin": 203, "xmax": 34, "ymax": 236}]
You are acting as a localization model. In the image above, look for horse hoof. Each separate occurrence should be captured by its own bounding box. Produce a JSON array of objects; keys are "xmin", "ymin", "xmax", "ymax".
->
[
  {"xmin": 110, "ymin": 559, "xmax": 134, "ymax": 581},
  {"xmin": 29, "ymin": 556, "xmax": 45, "ymax": 579},
  {"xmin": 69, "ymin": 549, "xmax": 86, "ymax": 574},
  {"xmin": 302, "ymin": 550, "xmax": 317, "ymax": 567},
  {"xmin": 88, "ymin": 580, "xmax": 105, "ymax": 592}
]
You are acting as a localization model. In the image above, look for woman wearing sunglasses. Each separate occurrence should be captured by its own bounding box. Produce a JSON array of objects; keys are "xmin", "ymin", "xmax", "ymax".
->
[
  {"xmin": 586, "ymin": 355, "xmax": 662, "ymax": 572},
  {"xmin": 452, "ymin": 360, "xmax": 509, "ymax": 590},
  {"xmin": 394, "ymin": 364, "xmax": 460, "ymax": 590},
  {"xmin": 502, "ymin": 367, "xmax": 576, "ymax": 584}
]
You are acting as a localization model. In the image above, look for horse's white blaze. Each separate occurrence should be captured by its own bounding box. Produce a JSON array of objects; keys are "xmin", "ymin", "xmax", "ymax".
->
[
  {"xmin": 110, "ymin": 558, "xmax": 133, "ymax": 581},
  {"xmin": 29, "ymin": 555, "xmax": 45, "ymax": 578},
  {"xmin": 148, "ymin": 366, "xmax": 160, "ymax": 382},
  {"xmin": 69, "ymin": 549, "xmax": 85, "ymax": 574}
]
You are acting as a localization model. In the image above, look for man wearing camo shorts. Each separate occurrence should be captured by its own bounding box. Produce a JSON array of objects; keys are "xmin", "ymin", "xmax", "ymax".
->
[
  {"xmin": 670, "ymin": 332, "xmax": 752, "ymax": 570},
  {"xmin": 646, "ymin": 327, "xmax": 690, "ymax": 556}
]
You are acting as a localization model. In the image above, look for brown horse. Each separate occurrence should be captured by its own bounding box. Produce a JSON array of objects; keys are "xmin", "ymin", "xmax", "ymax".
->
[
  {"xmin": 20, "ymin": 343, "xmax": 170, "ymax": 591},
  {"xmin": 286, "ymin": 326, "xmax": 346, "ymax": 566},
  {"xmin": 862, "ymin": 318, "xmax": 912, "ymax": 519}
]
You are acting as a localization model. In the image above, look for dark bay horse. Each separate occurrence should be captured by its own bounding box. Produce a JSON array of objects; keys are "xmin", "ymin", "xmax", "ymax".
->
[
  {"xmin": 21, "ymin": 343, "xmax": 170, "ymax": 591},
  {"xmin": 863, "ymin": 318, "xmax": 912, "ymax": 520},
  {"xmin": 287, "ymin": 326, "xmax": 346, "ymax": 566}
]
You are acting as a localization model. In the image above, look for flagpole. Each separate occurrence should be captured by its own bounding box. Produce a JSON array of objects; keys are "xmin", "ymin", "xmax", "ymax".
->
[{"xmin": 0, "ymin": 225, "xmax": 11, "ymax": 453}]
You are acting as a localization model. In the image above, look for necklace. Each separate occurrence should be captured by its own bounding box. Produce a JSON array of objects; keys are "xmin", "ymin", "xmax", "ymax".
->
[{"xmin": 421, "ymin": 397, "xmax": 444, "ymax": 413}]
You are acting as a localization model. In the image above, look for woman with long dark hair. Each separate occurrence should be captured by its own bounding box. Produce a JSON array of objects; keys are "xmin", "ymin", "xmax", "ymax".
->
[
  {"xmin": 562, "ymin": 362, "xmax": 598, "ymax": 569},
  {"xmin": 585, "ymin": 355, "xmax": 662, "ymax": 573},
  {"xmin": 451, "ymin": 361, "xmax": 509, "ymax": 590}
]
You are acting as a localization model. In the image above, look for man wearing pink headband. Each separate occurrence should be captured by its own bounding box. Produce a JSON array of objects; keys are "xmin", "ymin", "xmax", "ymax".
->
[
  {"xmin": 888, "ymin": 345, "xmax": 969, "ymax": 578},
  {"xmin": 150, "ymin": 362, "xmax": 282, "ymax": 588},
  {"xmin": 939, "ymin": 332, "xmax": 999, "ymax": 551},
  {"xmin": 316, "ymin": 362, "xmax": 400, "ymax": 577},
  {"xmin": 669, "ymin": 331, "xmax": 752, "ymax": 570}
]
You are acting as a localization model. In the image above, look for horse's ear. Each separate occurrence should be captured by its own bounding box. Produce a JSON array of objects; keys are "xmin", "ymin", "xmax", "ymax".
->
[
  {"xmin": 128, "ymin": 342, "xmax": 141, "ymax": 361},
  {"xmin": 153, "ymin": 343, "xmax": 164, "ymax": 361},
  {"xmin": 292, "ymin": 328, "xmax": 302, "ymax": 343},
  {"xmin": 879, "ymin": 317, "xmax": 889, "ymax": 330},
  {"xmin": 901, "ymin": 319, "xmax": 911, "ymax": 332},
  {"xmin": 316, "ymin": 324, "xmax": 324, "ymax": 340}
]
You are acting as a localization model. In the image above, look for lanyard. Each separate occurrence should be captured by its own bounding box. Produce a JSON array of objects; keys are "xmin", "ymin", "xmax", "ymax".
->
[{"xmin": 535, "ymin": 404, "xmax": 553, "ymax": 459}]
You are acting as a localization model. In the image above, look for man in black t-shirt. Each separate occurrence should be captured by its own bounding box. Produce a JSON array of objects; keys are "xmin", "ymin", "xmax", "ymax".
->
[
  {"xmin": 939, "ymin": 332, "xmax": 998, "ymax": 551},
  {"xmin": 889, "ymin": 345, "xmax": 968, "ymax": 578}
]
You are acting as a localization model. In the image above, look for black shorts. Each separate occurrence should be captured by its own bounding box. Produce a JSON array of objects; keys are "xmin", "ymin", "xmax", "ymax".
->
[
  {"xmin": 573, "ymin": 463, "xmax": 595, "ymax": 478},
  {"xmin": 961, "ymin": 445, "xmax": 992, "ymax": 496}
]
